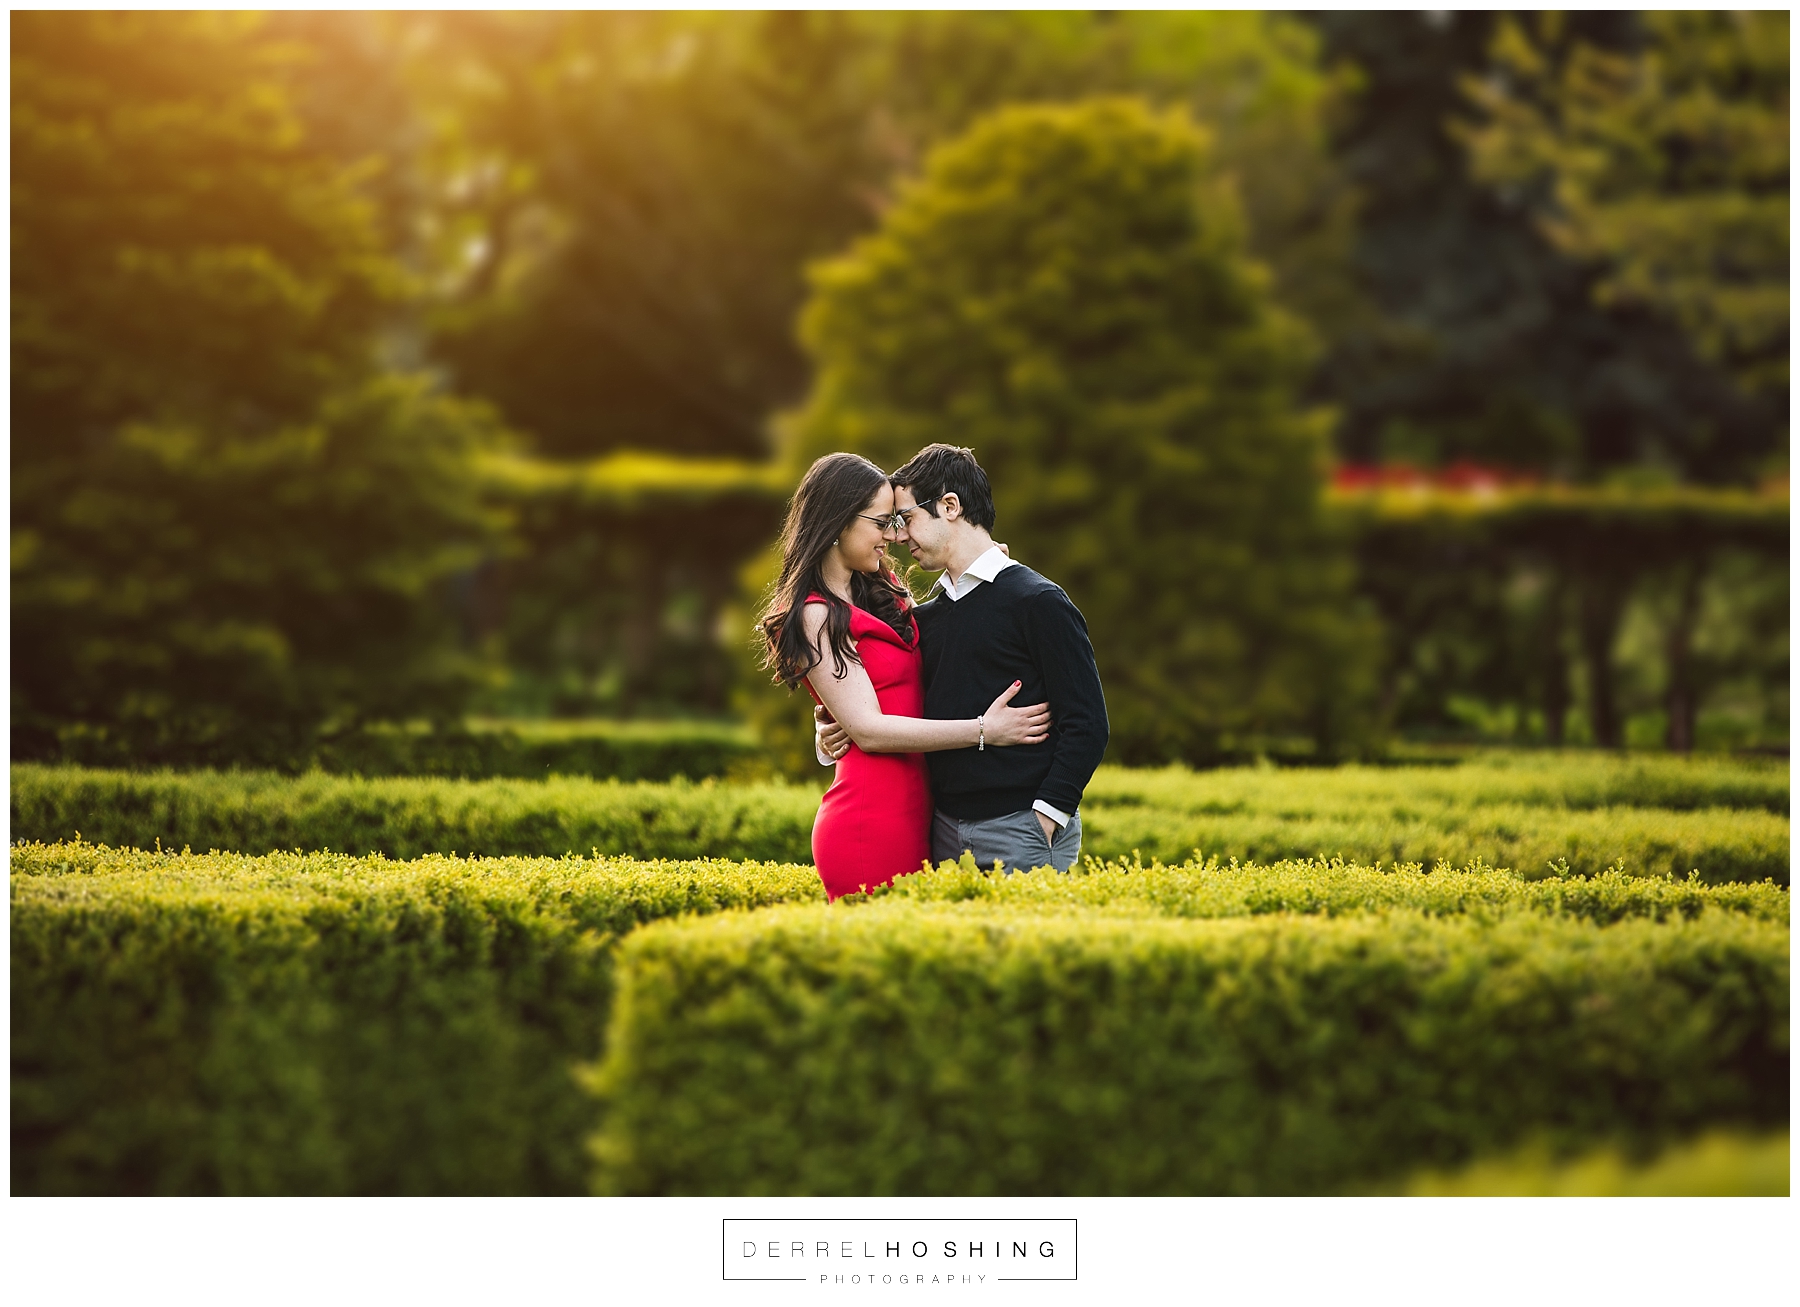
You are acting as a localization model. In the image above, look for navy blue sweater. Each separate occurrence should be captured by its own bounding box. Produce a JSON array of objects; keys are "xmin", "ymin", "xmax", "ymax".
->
[{"xmin": 914, "ymin": 563, "xmax": 1109, "ymax": 820}]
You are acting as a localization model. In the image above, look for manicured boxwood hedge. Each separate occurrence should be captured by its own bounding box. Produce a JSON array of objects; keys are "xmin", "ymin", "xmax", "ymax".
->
[
  {"xmin": 1083, "ymin": 752, "xmax": 1791, "ymax": 816},
  {"xmin": 11, "ymin": 842, "xmax": 821, "ymax": 1195},
  {"xmin": 12, "ymin": 760, "xmax": 1789, "ymax": 883},
  {"xmin": 880, "ymin": 852, "xmax": 1791, "ymax": 923},
  {"xmin": 589, "ymin": 902, "xmax": 1789, "ymax": 1195},
  {"xmin": 1078, "ymin": 801, "xmax": 1792, "ymax": 885},
  {"xmin": 13, "ymin": 843, "xmax": 1786, "ymax": 1195},
  {"xmin": 10, "ymin": 765, "xmax": 821, "ymax": 863},
  {"xmin": 20, "ymin": 718, "xmax": 763, "ymax": 782},
  {"xmin": 310, "ymin": 720, "xmax": 762, "ymax": 782}
]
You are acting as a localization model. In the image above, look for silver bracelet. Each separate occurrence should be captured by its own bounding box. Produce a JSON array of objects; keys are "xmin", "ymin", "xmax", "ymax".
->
[{"xmin": 977, "ymin": 714, "xmax": 985, "ymax": 751}]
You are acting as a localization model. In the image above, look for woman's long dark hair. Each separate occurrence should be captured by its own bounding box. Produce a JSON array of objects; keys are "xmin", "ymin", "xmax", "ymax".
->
[{"xmin": 758, "ymin": 453, "xmax": 914, "ymax": 691}]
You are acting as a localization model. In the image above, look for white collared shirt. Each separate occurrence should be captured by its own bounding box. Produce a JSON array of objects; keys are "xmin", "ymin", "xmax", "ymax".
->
[{"xmin": 930, "ymin": 543, "xmax": 1018, "ymax": 602}]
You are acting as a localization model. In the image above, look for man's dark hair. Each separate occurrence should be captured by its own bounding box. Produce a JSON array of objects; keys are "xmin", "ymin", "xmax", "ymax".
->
[{"xmin": 891, "ymin": 444, "xmax": 996, "ymax": 531}]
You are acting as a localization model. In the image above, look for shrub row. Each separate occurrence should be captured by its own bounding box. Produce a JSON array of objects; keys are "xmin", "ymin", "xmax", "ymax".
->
[
  {"xmin": 13, "ymin": 843, "xmax": 1785, "ymax": 1195},
  {"xmin": 15, "ymin": 762, "xmax": 1788, "ymax": 884},
  {"xmin": 313, "ymin": 720, "xmax": 761, "ymax": 782},
  {"xmin": 11, "ymin": 842, "xmax": 821, "ymax": 1195},
  {"xmin": 1079, "ymin": 801, "xmax": 1792, "ymax": 886},
  {"xmin": 877, "ymin": 853, "xmax": 1790, "ymax": 924},
  {"xmin": 10, "ymin": 765, "xmax": 821, "ymax": 863},
  {"xmin": 1082, "ymin": 752, "xmax": 1789, "ymax": 816},
  {"xmin": 22, "ymin": 718, "xmax": 762, "ymax": 782},
  {"xmin": 590, "ymin": 903, "xmax": 1789, "ymax": 1195}
]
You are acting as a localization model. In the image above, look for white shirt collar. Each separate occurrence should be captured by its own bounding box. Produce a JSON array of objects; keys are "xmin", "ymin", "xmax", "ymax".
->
[{"xmin": 932, "ymin": 544, "xmax": 1017, "ymax": 601}]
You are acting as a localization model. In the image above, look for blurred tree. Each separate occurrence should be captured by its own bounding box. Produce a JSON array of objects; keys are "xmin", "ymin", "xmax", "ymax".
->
[
  {"xmin": 11, "ymin": 10, "xmax": 392, "ymax": 452},
  {"xmin": 11, "ymin": 11, "xmax": 504, "ymax": 763},
  {"xmin": 414, "ymin": 11, "xmax": 1355, "ymax": 460},
  {"xmin": 420, "ymin": 11, "xmax": 882, "ymax": 460},
  {"xmin": 855, "ymin": 11, "xmax": 1363, "ymax": 341},
  {"xmin": 786, "ymin": 100, "xmax": 1377, "ymax": 763},
  {"xmin": 1462, "ymin": 10, "xmax": 1789, "ymax": 405},
  {"xmin": 1304, "ymin": 11, "xmax": 1778, "ymax": 483},
  {"xmin": 262, "ymin": 11, "xmax": 434, "ymax": 298}
]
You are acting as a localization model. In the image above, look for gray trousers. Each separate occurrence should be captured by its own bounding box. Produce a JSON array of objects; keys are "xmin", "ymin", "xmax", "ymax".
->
[{"xmin": 931, "ymin": 807, "xmax": 1083, "ymax": 873}]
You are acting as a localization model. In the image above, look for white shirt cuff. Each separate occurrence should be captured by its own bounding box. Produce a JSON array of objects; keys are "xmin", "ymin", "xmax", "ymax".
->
[
  {"xmin": 1032, "ymin": 799, "xmax": 1071, "ymax": 829},
  {"xmin": 814, "ymin": 725, "xmax": 835, "ymax": 768}
]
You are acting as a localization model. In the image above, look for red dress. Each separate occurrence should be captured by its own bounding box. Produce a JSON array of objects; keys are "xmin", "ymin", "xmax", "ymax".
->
[{"xmin": 803, "ymin": 595, "xmax": 934, "ymax": 900}]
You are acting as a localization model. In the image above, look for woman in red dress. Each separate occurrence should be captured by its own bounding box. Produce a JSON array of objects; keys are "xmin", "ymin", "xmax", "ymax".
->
[{"xmin": 758, "ymin": 454, "xmax": 1049, "ymax": 900}]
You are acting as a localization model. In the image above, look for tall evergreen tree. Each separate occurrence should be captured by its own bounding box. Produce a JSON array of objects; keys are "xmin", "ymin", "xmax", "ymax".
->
[
  {"xmin": 11, "ymin": 12, "xmax": 503, "ymax": 764},
  {"xmin": 787, "ymin": 99, "xmax": 1375, "ymax": 763},
  {"xmin": 1304, "ymin": 11, "xmax": 1774, "ymax": 482},
  {"xmin": 1462, "ymin": 11, "xmax": 1788, "ymax": 412}
]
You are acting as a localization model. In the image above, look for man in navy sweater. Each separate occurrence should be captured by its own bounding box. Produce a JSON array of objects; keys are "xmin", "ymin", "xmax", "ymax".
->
[{"xmin": 816, "ymin": 444, "xmax": 1109, "ymax": 872}]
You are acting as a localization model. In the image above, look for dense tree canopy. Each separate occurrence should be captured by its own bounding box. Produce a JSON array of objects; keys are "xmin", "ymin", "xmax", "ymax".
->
[
  {"xmin": 788, "ymin": 99, "xmax": 1376, "ymax": 762},
  {"xmin": 11, "ymin": 11, "xmax": 392, "ymax": 448},
  {"xmin": 1463, "ymin": 10, "xmax": 1788, "ymax": 402},
  {"xmin": 1304, "ymin": 10, "xmax": 1781, "ymax": 483},
  {"xmin": 9, "ymin": 11, "xmax": 1786, "ymax": 759},
  {"xmin": 11, "ymin": 12, "xmax": 503, "ymax": 763},
  {"xmin": 415, "ymin": 10, "xmax": 1354, "ymax": 460}
]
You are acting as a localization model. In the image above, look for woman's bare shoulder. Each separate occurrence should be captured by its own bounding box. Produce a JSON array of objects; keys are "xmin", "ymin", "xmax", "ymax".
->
[{"xmin": 799, "ymin": 597, "xmax": 832, "ymax": 641}]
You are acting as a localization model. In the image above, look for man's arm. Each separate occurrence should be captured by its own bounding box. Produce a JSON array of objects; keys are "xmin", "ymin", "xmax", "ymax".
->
[{"xmin": 1026, "ymin": 586, "xmax": 1109, "ymax": 819}]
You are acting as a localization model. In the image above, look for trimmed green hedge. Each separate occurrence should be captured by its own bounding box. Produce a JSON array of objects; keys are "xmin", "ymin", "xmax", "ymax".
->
[
  {"xmin": 14, "ymin": 849, "xmax": 1785, "ymax": 1195},
  {"xmin": 26, "ymin": 718, "xmax": 762, "ymax": 782},
  {"xmin": 14, "ymin": 759, "xmax": 1787, "ymax": 884},
  {"xmin": 590, "ymin": 902, "xmax": 1789, "ymax": 1195},
  {"xmin": 11, "ymin": 842, "xmax": 821, "ymax": 1195},
  {"xmin": 877, "ymin": 853, "xmax": 1790, "ymax": 924},
  {"xmin": 1080, "ymin": 801, "xmax": 1792, "ymax": 886},
  {"xmin": 12, "ymin": 843, "xmax": 1786, "ymax": 1195},
  {"xmin": 1083, "ymin": 752, "xmax": 1790, "ymax": 816},
  {"xmin": 312, "ymin": 720, "xmax": 761, "ymax": 781},
  {"xmin": 10, "ymin": 765, "xmax": 820, "ymax": 863}
]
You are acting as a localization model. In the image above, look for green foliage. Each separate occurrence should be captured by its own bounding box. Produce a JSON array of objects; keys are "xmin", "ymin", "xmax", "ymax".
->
[
  {"xmin": 417, "ymin": 11, "xmax": 1352, "ymax": 460},
  {"xmin": 1334, "ymin": 483, "xmax": 1789, "ymax": 749},
  {"xmin": 10, "ymin": 11, "xmax": 392, "ymax": 448},
  {"xmin": 316, "ymin": 718, "xmax": 762, "ymax": 782},
  {"xmin": 10, "ymin": 842, "xmax": 823, "ymax": 1195},
  {"xmin": 1464, "ymin": 11, "xmax": 1789, "ymax": 397},
  {"xmin": 1306, "ymin": 13, "xmax": 1782, "ymax": 482},
  {"xmin": 589, "ymin": 901, "xmax": 1788, "ymax": 1194},
  {"xmin": 19, "ymin": 840, "xmax": 1780, "ymax": 1195},
  {"xmin": 477, "ymin": 454, "xmax": 786, "ymax": 717},
  {"xmin": 1086, "ymin": 749, "xmax": 1790, "ymax": 816},
  {"xmin": 16, "ymin": 753, "xmax": 1786, "ymax": 884},
  {"xmin": 1086, "ymin": 803, "xmax": 1786, "ymax": 888},
  {"xmin": 13, "ymin": 378, "xmax": 508, "ymax": 766},
  {"xmin": 17, "ymin": 716, "xmax": 762, "ymax": 782},
  {"xmin": 1404, "ymin": 1129, "xmax": 1789, "ymax": 1197},
  {"xmin": 789, "ymin": 98, "xmax": 1377, "ymax": 763},
  {"xmin": 1079, "ymin": 754, "xmax": 1792, "ymax": 886},
  {"xmin": 10, "ymin": 765, "xmax": 824, "ymax": 863},
  {"xmin": 872, "ymin": 854, "xmax": 1789, "ymax": 925},
  {"xmin": 11, "ymin": 12, "xmax": 508, "ymax": 763}
]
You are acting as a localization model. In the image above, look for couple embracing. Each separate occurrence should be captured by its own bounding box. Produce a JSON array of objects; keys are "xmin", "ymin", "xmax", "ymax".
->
[{"xmin": 759, "ymin": 444, "xmax": 1108, "ymax": 900}]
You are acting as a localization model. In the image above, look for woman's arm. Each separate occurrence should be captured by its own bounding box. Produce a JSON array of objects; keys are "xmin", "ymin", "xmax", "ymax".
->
[{"xmin": 801, "ymin": 604, "xmax": 1047, "ymax": 754}]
